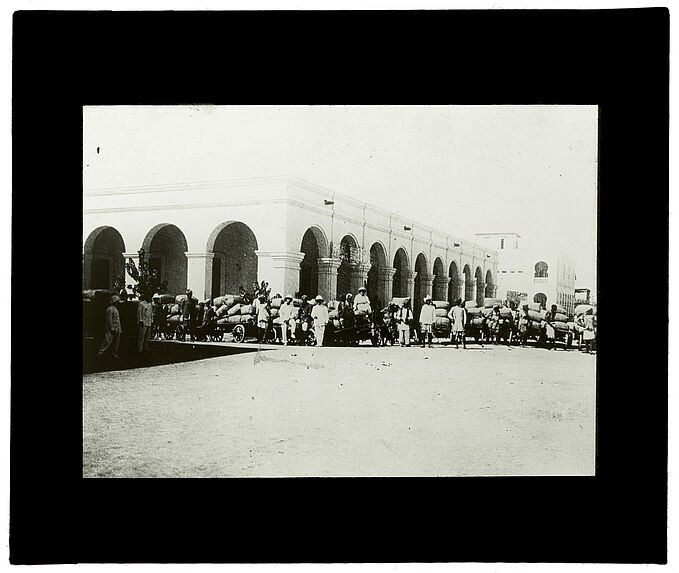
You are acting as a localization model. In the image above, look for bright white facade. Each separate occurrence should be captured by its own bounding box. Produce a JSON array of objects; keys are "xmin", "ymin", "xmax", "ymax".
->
[
  {"xmin": 83, "ymin": 176, "xmax": 499, "ymax": 315},
  {"xmin": 474, "ymin": 232, "xmax": 577, "ymax": 313}
]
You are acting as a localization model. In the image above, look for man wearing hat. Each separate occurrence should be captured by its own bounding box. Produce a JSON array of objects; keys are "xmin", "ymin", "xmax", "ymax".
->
[
  {"xmin": 311, "ymin": 295, "xmax": 329, "ymax": 346},
  {"xmin": 180, "ymin": 289, "xmax": 197, "ymax": 341},
  {"xmin": 278, "ymin": 295, "xmax": 295, "ymax": 345},
  {"xmin": 297, "ymin": 294, "xmax": 313, "ymax": 344},
  {"xmin": 98, "ymin": 295, "xmax": 122, "ymax": 358},
  {"xmin": 419, "ymin": 295, "xmax": 436, "ymax": 348},
  {"xmin": 354, "ymin": 286, "xmax": 372, "ymax": 316}
]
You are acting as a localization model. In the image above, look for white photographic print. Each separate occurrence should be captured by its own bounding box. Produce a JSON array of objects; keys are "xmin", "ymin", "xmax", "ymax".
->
[{"xmin": 82, "ymin": 105, "xmax": 598, "ymax": 478}]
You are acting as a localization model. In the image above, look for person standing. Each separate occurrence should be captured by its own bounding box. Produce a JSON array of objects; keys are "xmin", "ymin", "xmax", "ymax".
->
[
  {"xmin": 397, "ymin": 298, "xmax": 414, "ymax": 347},
  {"xmin": 181, "ymin": 289, "xmax": 197, "ymax": 341},
  {"xmin": 201, "ymin": 301, "xmax": 216, "ymax": 341},
  {"xmin": 543, "ymin": 304, "xmax": 559, "ymax": 350},
  {"xmin": 337, "ymin": 293, "xmax": 355, "ymax": 329},
  {"xmin": 137, "ymin": 293, "xmax": 154, "ymax": 353},
  {"xmin": 278, "ymin": 295, "xmax": 295, "ymax": 345},
  {"xmin": 257, "ymin": 296, "xmax": 271, "ymax": 343},
  {"xmin": 419, "ymin": 295, "xmax": 436, "ymax": 348},
  {"xmin": 582, "ymin": 308, "xmax": 595, "ymax": 354},
  {"xmin": 117, "ymin": 290, "xmax": 137, "ymax": 359},
  {"xmin": 448, "ymin": 298, "xmax": 467, "ymax": 349},
  {"xmin": 518, "ymin": 304, "xmax": 531, "ymax": 347},
  {"xmin": 487, "ymin": 305, "xmax": 501, "ymax": 345},
  {"xmin": 152, "ymin": 296, "xmax": 166, "ymax": 340},
  {"xmin": 311, "ymin": 295, "xmax": 329, "ymax": 346},
  {"xmin": 98, "ymin": 295, "xmax": 122, "ymax": 358},
  {"xmin": 297, "ymin": 295, "xmax": 313, "ymax": 345},
  {"xmin": 354, "ymin": 286, "xmax": 372, "ymax": 316}
]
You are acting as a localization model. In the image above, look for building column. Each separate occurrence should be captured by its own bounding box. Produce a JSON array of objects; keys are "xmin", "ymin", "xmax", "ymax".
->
[
  {"xmin": 255, "ymin": 250, "xmax": 306, "ymax": 300},
  {"xmin": 404, "ymin": 270, "xmax": 417, "ymax": 301},
  {"xmin": 433, "ymin": 275, "xmax": 450, "ymax": 301},
  {"xmin": 377, "ymin": 267, "xmax": 397, "ymax": 306},
  {"xmin": 460, "ymin": 275, "xmax": 468, "ymax": 301},
  {"xmin": 420, "ymin": 273, "xmax": 435, "ymax": 300},
  {"xmin": 185, "ymin": 252, "xmax": 214, "ymax": 301},
  {"xmin": 317, "ymin": 257, "xmax": 342, "ymax": 302},
  {"xmin": 476, "ymin": 278, "xmax": 486, "ymax": 305},
  {"xmin": 122, "ymin": 251, "xmax": 140, "ymax": 290},
  {"xmin": 350, "ymin": 262, "xmax": 372, "ymax": 294}
]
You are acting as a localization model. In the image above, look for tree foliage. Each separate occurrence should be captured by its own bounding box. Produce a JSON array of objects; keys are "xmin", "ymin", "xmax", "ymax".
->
[{"xmin": 122, "ymin": 248, "xmax": 167, "ymax": 299}]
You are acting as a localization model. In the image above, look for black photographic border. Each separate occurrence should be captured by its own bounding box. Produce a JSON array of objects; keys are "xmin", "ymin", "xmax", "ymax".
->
[{"xmin": 10, "ymin": 8, "xmax": 668, "ymax": 564}]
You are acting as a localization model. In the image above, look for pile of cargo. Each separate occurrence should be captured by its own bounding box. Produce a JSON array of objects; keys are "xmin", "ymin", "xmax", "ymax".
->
[
  {"xmin": 547, "ymin": 303, "xmax": 570, "ymax": 335},
  {"xmin": 432, "ymin": 300, "xmax": 451, "ymax": 332},
  {"xmin": 212, "ymin": 294, "xmax": 255, "ymax": 326},
  {"xmin": 481, "ymin": 298, "xmax": 512, "ymax": 320},
  {"xmin": 463, "ymin": 301, "xmax": 485, "ymax": 330}
]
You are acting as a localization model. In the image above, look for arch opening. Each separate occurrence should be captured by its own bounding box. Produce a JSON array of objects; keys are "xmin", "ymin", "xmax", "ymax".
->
[
  {"xmin": 299, "ymin": 228, "xmax": 322, "ymax": 299},
  {"xmin": 143, "ymin": 224, "xmax": 189, "ymax": 296},
  {"xmin": 208, "ymin": 222, "xmax": 258, "ymax": 299},
  {"xmin": 448, "ymin": 261, "xmax": 460, "ymax": 303},
  {"xmin": 336, "ymin": 235, "xmax": 359, "ymax": 300},
  {"xmin": 463, "ymin": 265, "xmax": 473, "ymax": 302},
  {"xmin": 534, "ymin": 292, "xmax": 547, "ymax": 310},
  {"xmin": 432, "ymin": 257, "xmax": 445, "ymax": 300},
  {"xmin": 83, "ymin": 226, "xmax": 126, "ymax": 291},
  {"xmin": 414, "ymin": 253, "xmax": 428, "ymax": 317},
  {"xmin": 485, "ymin": 269, "xmax": 494, "ymax": 298},
  {"xmin": 366, "ymin": 242, "xmax": 388, "ymax": 310},
  {"xmin": 392, "ymin": 247, "xmax": 409, "ymax": 299},
  {"xmin": 475, "ymin": 266, "xmax": 484, "ymax": 307},
  {"xmin": 535, "ymin": 261, "xmax": 549, "ymax": 278}
]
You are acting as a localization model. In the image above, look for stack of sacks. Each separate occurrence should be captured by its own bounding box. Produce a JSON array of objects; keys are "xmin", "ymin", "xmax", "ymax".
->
[
  {"xmin": 482, "ymin": 306, "xmax": 512, "ymax": 319},
  {"xmin": 483, "ymin": 298, "xmax": 503, "ymax": 308},
  {"xmin": 464, "ymin": 301, "xmax": 478, "ymax": 309},
  {"xmin": 239, "ymin": 303, "xmax": 256, "ymax": 324},
  {"xmin": 167, "ymin": 303, "xmax": 182, "ymax": 325},
  {"xmin": 465, "ymin": 306, "xmax": 485, "ymax": 328},
  {"xmin": 549, "ymin": 304, "xmax": 569, "ymax": 334},
  {"xmin": 432, "ymin": 301, "xmax": 451, "ymax": 330}
]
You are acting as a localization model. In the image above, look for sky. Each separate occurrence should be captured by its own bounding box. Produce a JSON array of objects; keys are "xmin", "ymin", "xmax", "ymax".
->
[{"xmin": 83, "ymin": 105, "xmax": 598, "ymax": 288}]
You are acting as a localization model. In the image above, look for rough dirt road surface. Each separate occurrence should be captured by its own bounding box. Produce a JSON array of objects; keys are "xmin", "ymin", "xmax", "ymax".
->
[{"xmin": 83, "ymin": 343, "xmax": 596, "ymax": 477}]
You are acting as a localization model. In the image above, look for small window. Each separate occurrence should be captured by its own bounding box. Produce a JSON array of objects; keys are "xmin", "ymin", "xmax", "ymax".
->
[
  {"xmin": 501, "ymin": 270, "xmax": 507, "ymax": 273},
  {"xmin": 500, "ymin": 238, "xmax": 505, "ymax": 249},
  {"xmin": 534, "ymin": 261, "xmax": 548, "ymax": 278}
]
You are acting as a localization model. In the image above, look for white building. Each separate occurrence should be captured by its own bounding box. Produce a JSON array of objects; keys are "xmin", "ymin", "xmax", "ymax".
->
[
  {"xmin": 83, "ymin": 176, "xmax": 499, "ymax": 317},
  {"xmin": 474, "ymin": 232, "xmax": 577, "ymax": 314}
]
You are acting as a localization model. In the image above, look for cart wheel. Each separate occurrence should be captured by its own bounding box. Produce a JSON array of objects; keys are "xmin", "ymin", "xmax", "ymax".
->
[
  {"xmin": 215, "ymin": 331, "xmax": 224, "ymax": 342},
  {"xmin": 306, "ymin": 330, "xmax": 316, "ymax": 346},
  {"xmin": 164, "ymin": 329, "xmax": 174, "ymax": 340},
  {"xmin": 265, "ymin": 329, "xmax": 277, "ymax": 344},
  {"xmin": 233, "ymin": 324, "xmax": 245, "ymax": 343}
]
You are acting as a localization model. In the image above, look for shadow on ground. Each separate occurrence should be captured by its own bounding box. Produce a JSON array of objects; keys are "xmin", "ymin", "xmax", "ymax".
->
[{"xmin": 83, "ymin": 338, "xmax": 262, "ymax": 374}]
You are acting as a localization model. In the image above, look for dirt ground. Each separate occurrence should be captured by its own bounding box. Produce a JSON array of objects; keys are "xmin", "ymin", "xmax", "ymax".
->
[{"xmin": 83, "ymin": 342, "xmax": 596, "ymax": 477}]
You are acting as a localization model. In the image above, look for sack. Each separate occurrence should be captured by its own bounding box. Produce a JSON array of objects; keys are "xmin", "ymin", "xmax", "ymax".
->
[
  {"xmin": 175, "ymin": 294, "xmax": 195, "ymax": 304},
  {"xmin": 213, "ymin": 296, "xmax": 226, "ymax": 308},
  {"xmin": 434, "ymin": 317, "xmax": 450, "ymax": 328},
  {"xmin": 241, "ymin": 314, "xmax": 254, "ymax": 324},
  {"xmin": 227, "ymin": 303, "xmax": 241, "ymax": 316},
  {"xmin": 433, "ymin": 300, "xmax": 450, "ymax": 310},
  {"xmin": 484, "ymin": 298, "xmax": 503, "ymax": 308},
  {"xmin": 554, "ymin": 321, "xmax": 569, "ymax": 332},
  {"xmin": 240, "ymin": 304, "xmax": 255, "ymax": 315},
  {"xmin": 216, "ymin": 317, "xmax": 230, "ymax": 326},
  {"xmin": 169, "ymin": 304, "xmax": 181, "ymax": 316},
  {"xmin": 574, "ymin": 304, "xmax": 594, "ymax": 317},
  {"xmin": 167, "ymin": 314, "xmax": 182, "ymax": 325},
  {"xmin": 469, "ymin": 317, "xmax": 485, "ymax": 327},
  {"xmin": 466, "ymin": 307, "xmax": 482, "ymax": 317},
  {"xmin": 527, "ymin": 302, "xmax": 542, "ymax": 312},
  {"xmin": 463, "ymin": 301, "xmax": 478, "ymax": 309},
  {"xmin": 527, "ymin": 310, "xmax": 543, "ymax": 322},
  {"xmin": 435, "ymin": 308, "xmax": 449, "ymax": 318},
  {"xmin": 227, "ymin": 315, "xmax": 241, "ymax": 324},
  {"xmin": 215, "ymin": 304, "xmax": 230, "ymax": 317},
  {"xmin": 554, "ymin": 312, "xmax": 569, "ymax": 322}
]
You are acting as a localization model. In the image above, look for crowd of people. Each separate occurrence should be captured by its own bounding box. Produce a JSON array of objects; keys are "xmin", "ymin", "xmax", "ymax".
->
[{"xmin": 96, "ymin": 280, "xmax": 597, "ymax": 359}]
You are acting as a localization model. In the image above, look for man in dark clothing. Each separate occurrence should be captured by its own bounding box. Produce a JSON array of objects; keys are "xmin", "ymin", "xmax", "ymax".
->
[
  {"xmin": 297, "ymin": 294, "xmax": 313, "ymax": 345},
  {"xmin": 194, "ymin": 302, "xmax": 206, "ymax": 341},
  {"xmin": 117, "ymin": 291, "xmax": 138, "ymax": 360},
  {"xmin": 181, "ymin": 289, "xmax": 198, "ymax": 341},
  {"xmin": 200, "ymin": 302, "xmax": 216, "ymax": 341}
]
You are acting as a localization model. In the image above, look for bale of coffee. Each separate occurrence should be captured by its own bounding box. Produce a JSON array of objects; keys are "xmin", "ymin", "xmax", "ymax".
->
[
  {"xmin": 464, "ymin": 301, "xmax": 478, "ymax": 309},
  {"xmin": 169, "ymin": 304, "xmax": 181, "ymax": 315},
  {"xmin": 527, "ymin": 310, "xmax": 543, "ymax": 322},
  {"xmin": 216, "ymin": 317, "xmax": 230, "ymax": 326},
  {"xmin": 435, "ymin": 308, "xmax": 449, "ymax": 318},
  {"xmin": 484, "ymin": 298, "xmax": 503, "ymax": 308},
  {"xmin": 433, "ymin": 300, "xmax": 450, "ymax": 310},
  {"xmin": 466, "ymin": 307, "xmax": 482, "ymax": 317},
  {"xmin": 240, "ymin": 304, "xmax": 255, "ymax": 315},
  {"xmin": 215, "ymin": 304, "xmax": 230, "ymax": 317},
  {"xmin": 554, "ymin": 312, "xmax": 569, "ymax": 322},
  {"xmin": 227, "ymin": 315, "xmax": 241, "ymax": 324},
  {"xmin": 527, "ymin": 302, "xmax": 542, "ymax": 312},
  {"xmin": 213, "ymin": 296, "xmax": 226, "ymax": 308},
  {"xmin": 574, "ymin": 304, "xmax": 594, "ymax": 316},
  {"xmin": 241, "ymin": 314, "xmax": 254, "ymax": 324},
  {"xmin": 226, "ymin": 303, "xmax": 241, "ymax": 317}
]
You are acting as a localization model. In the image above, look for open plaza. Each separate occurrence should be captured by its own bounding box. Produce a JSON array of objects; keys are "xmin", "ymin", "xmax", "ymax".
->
[{"xmin": 83, "ymin": 340, "xmax": 596, "ymax": 478}]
